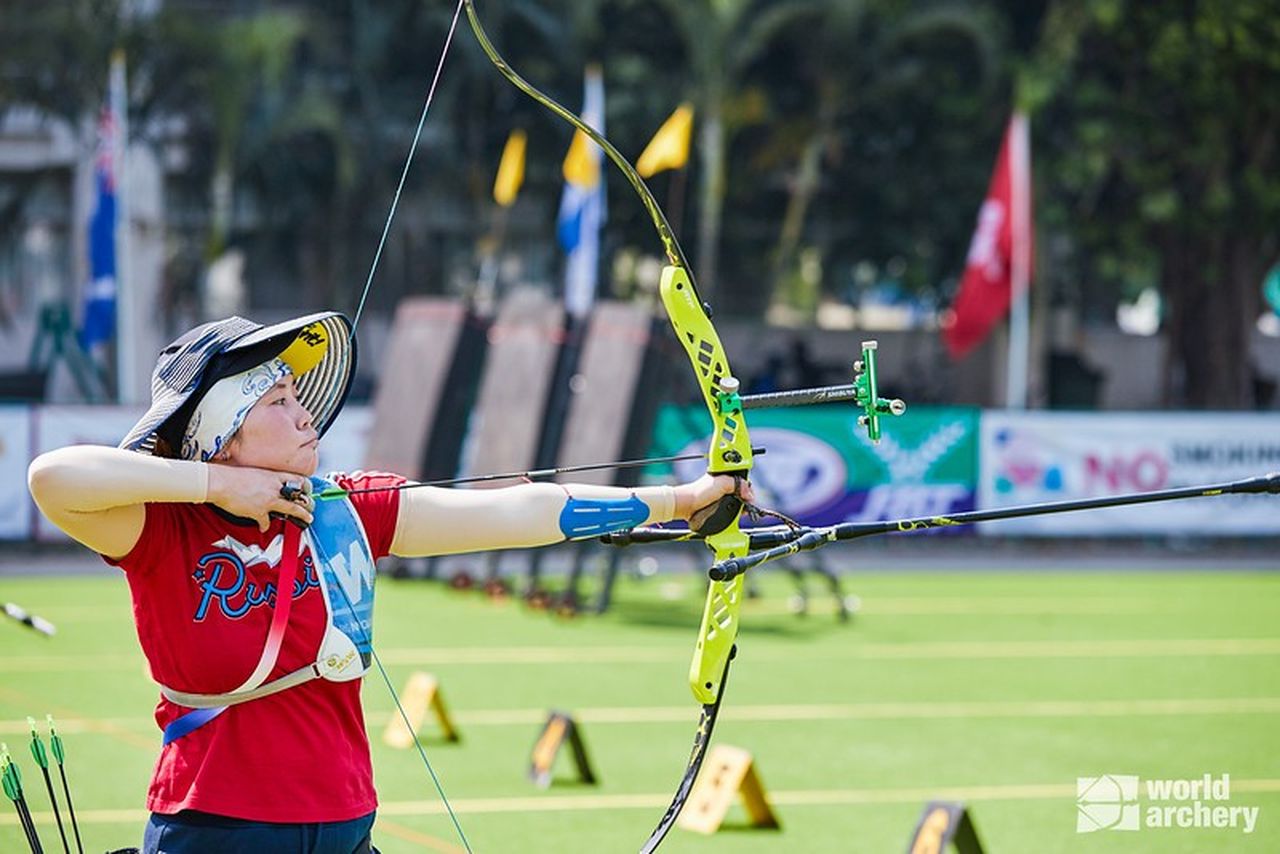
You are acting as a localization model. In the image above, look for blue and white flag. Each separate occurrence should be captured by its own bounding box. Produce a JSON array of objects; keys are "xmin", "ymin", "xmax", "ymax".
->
[
  {"xmin": 557, "ymin": 65, "xmax": 607, "ymax": 318},
  {"xmin": 80, "ymin": 101, "xmax": 119, "ymax": 350}
]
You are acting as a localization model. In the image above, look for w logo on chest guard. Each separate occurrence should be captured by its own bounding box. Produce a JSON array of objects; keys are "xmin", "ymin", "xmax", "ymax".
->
[{"xmin": 305, "ymin": 484, "xmax": 377, "ymax": 654}]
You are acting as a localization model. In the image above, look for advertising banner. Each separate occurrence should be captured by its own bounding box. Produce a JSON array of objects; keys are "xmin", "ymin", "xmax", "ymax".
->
[
  {"xmin": 648, "ymin": 405, "xmax": 980, "ymax": 528},
  {"xmin": 979, "ymin": 412, "xmax": 1280, "ymax": 536},
  {"xmin": 0, "ymin": 406, "xmax": 32, "ymax": 539}
]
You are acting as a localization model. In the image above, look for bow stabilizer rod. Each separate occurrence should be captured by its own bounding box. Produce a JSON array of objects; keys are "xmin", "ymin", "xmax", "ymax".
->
[{"xmin": 703, "ymin": 471, "xmax": 1280, "ymax": 580}]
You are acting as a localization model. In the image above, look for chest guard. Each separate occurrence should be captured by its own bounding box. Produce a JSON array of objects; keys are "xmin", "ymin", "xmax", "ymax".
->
[{"xmin": 159, "ymin": 476, "xmax": 377, "ymax": 721}]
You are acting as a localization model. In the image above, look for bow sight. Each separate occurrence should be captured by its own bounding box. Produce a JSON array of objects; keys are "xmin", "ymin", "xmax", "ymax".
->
[{"xmin": 730, "ymin": 340, "xmax": 907, "ymax": 444}]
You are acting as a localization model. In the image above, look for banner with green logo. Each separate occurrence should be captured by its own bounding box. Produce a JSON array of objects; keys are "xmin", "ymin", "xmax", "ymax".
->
[{"xmin": 646, "ymin": 405, "xmax": 980, "ymax": 528}]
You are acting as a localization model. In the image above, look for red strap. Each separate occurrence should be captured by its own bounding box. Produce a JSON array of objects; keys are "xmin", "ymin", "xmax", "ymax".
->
[
  {"xmin": 265, "ymin": 522, "xmax": 301, "ymax": 650},
  {"xmin": 239, "ymin": 520, "xmax": 302, "ymax": 690}
]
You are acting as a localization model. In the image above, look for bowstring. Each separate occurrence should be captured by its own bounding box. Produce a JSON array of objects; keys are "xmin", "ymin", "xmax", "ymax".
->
[
  {"xmin": 325, "ymin": 556, "xmax": 474, "ymax": 853},
  {"xmin": 333, "ymin": 0, "xmax": 473, "ymax": 849},
  {"xmin": 349, "ymin": 0, "xmax": 468, "ymax": 339}
]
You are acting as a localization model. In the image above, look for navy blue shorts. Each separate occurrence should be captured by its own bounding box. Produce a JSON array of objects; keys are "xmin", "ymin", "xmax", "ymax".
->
[{"xmin": 142, "ymin": 809, "xmax": 376, "ymax": 854}]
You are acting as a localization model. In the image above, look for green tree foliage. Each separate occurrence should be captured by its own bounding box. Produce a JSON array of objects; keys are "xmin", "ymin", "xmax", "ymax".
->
[
  {"xmin": 3, "ymin": 1, "xmax": 1277, "ymax": 406},
  {"xmin": 1034, "ymin": 0, "xmax": 1280, "ymax": 406}
]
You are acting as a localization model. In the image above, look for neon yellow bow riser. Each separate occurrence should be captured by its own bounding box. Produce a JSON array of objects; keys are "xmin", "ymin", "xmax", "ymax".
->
[{"xmin": 659, "ymin": 265, "xmax": 753, "ymax": 705}]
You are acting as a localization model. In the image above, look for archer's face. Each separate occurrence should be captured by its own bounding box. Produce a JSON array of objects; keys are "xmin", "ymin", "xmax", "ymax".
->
[{"xmin": 220, "ymin": 375, "xmax": 320, "ymax": 476}]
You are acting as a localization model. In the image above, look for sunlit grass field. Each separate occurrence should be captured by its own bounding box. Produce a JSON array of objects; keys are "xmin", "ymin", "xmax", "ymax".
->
[{"xmin": 2, "ymin": 558, "xmax": 1278, "ymax": 852}]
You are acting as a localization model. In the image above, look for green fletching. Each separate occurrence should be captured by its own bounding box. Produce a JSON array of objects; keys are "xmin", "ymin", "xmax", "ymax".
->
[
  {"xmin": 48, "ymin": 716, "xmax": 65, "ymax": 765},
  {"xmin": 1, "ymin": 744, "xmax": 21, "ymax": 795},
  {"xmin": 27, "ymin": 717, "xmax": 48, "ymax": 769},
  {"xmin": 316, "ymin": 487, "xmax": 348, "ymax": 501},
  {"xmin": 2, "ymin": 762, "xmax": 18, "ymax": 802}
]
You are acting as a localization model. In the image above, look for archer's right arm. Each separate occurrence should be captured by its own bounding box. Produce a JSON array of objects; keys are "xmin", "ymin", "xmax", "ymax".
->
[{"xmin": 27, "ymin": 446, "xmax": 310, "ymax": 558}]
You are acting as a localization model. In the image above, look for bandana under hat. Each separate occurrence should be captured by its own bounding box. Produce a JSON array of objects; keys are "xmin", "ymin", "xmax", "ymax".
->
[
  {"xmin": 179, "ymin": 359, "xmax": 290, "ymax": 461},
  {"xmin": 119, "ymin": 312, "xmax": 356, "ymax": 456}
]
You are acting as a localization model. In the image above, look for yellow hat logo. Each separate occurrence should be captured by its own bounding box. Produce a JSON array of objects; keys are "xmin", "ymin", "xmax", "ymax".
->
[{"xmin": 278, "ymin": 322, "xmax": 328, "ymax": 376}]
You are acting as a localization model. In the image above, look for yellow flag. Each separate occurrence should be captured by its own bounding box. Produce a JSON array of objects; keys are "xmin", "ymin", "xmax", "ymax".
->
[
  {"xmin": 637, "ymin": 103, "xmax": 694, "ymax": 178},
  {"xmin": 562, "ymin": 128, "xmax": 600, "ymax": 188},
  {"xmin": 493, "ymin": 129, "xmax": 527, "ymax": 207}
]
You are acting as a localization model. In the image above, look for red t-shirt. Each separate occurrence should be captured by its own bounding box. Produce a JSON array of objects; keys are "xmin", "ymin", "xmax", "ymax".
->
[{"xmin": 108, "ymin": 471, "xmax": 404, "ymax": 823}]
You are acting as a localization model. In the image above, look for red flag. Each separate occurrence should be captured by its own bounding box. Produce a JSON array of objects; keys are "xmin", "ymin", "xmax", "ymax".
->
[{"xmin": 941, "ymin": 114, "xmax": 1032, "ymax": 359}]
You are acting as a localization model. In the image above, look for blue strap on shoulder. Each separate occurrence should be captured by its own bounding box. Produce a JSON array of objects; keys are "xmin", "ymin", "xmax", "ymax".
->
[{"xmin": 558, "ymin": 495, "xmax": 650, "ymax": 538}]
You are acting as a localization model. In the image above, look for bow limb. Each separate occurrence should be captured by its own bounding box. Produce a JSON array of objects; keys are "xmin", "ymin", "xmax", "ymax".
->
[
  {"xmin": 464, "ymin": 0, "xmax": 753, "ymax": 703},
  {"xmin": 633, "ymin": 271, "xmax": 755, "ymax": 853},
  {"xmin": 463, "ymin": 6, "xmax": 755, "ymax": 849},
  {"xmin": 463, "ymin": 1, "xmax": 687, "ymax": 271}
]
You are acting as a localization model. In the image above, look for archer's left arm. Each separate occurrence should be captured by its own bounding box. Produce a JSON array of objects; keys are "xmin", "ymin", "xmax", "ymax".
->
[{"xmin": 389, "ymin": 476, "xmax": 738, "ymax": 557}]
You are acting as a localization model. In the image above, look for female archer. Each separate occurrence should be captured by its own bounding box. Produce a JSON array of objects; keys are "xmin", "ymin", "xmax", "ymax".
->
[{"xmin": 27, "ymin": 312, "xmax": 744, "ymax": 854}]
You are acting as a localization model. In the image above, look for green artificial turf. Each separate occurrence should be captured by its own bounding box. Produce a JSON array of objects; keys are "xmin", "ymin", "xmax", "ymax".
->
[{"xmin": 2, "ymin": 561, "xmax": 1277, "ymax": 852}]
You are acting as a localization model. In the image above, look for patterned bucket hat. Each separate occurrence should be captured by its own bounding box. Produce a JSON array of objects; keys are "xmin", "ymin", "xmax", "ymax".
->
[{"xmin": 120, "ymin": 312, "xmax": 356, "ymax": 455}]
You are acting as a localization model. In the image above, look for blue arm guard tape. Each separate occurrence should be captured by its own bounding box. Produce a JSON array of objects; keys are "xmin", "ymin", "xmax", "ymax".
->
[{"xmin": 559, "ymin": 495, "xmax": 650, "ymax": 539}]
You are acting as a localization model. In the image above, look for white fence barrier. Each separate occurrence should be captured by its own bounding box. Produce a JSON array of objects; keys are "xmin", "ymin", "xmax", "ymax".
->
[{"xmin": 979, "ymin": 412, "xmax": 1280, "ymax": 536}]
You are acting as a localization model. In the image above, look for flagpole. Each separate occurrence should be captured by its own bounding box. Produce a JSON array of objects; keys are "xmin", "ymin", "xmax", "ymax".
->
[
  {"xmin": 1004, "ymin": 112, "xmax": 1031, "ymax": 409},
  {"xmin": 560, "ymin": 65, "xmax": 605, "ymax": 319},
  {"xmin": 110, "ymin": 49, "xmax": 139, "ymax": 403}
]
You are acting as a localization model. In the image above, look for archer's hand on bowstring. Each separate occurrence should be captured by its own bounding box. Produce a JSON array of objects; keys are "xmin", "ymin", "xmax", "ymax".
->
[{"xmin": 206, "ymin": 464, "xmax": 315, "ymax": 532}]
